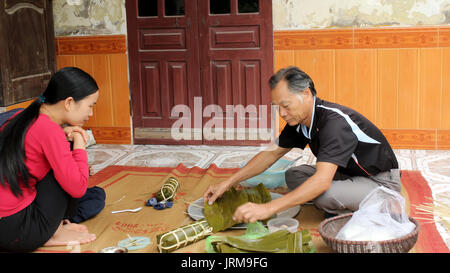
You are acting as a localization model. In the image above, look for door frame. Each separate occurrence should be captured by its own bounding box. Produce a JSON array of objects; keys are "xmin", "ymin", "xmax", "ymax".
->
[{"xmin": 126, "ymin": 0, "xmax": 274, "ymax": 145}]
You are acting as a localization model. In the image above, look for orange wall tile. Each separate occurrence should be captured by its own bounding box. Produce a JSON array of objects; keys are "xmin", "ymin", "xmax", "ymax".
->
[
  {"xmin": 274, "ymin": 26, "xmax": 450, "ymax": 149},
  {"xmin": 92, "ymin": 54, "xmax": 114, "ymax": 126},
  {"xmin": 72, "ymin": 55, "xmax": 98, "ymax": 127},
  {"xmin": 419, "ymin": 48, "xmax": 442, "ymax": 129},
  {"xmin": 377, "ymin": 49, "xmax": 398, "ymax": 128},
  {"xmin": 355, "ymin": 49, "xmax": 377, "ymax": 124},
  {"xmin": 56, "ymin": 55, "xmax": 75, "ymax": 68},
  {"xmin": 382, "ymin": 129, "xmax": 436, "ymax": 150},
  {"xmin": 354, "ymin": 27, "xmax": 438, "ymax": 49},
  {"xmin": 335, "ymin": 50, "xmax": 356, "ymax": 109},
  {"xmin": 398, "ymin": 49, "xmax": 419, "ymax": 129},
  {"xmin": 274, "ymin": 50, "xmax": 294, "ymax": 71},
  {"xmin": 437, "ymin": 130, "xmax": 450, "ymax": 149},
  {"xmin": 441, "ymin": 48, "xmax": 450, "ymax": 129},
  {"xmin": 293, "ymin": 50, "xmax": 335, "ymax": 102},
  {"xmin": 55, "ymin": 35, "xmax": 131, "ymax": 144},
  {"xmin": 110, "ymin": 54, "xmax": 131, "ymax": 128}
]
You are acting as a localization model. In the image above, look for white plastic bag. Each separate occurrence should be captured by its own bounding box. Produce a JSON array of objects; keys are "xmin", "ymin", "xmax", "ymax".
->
[{"xmin": 336, "ymin": 186, "xmax": 416, "ymax": 242}]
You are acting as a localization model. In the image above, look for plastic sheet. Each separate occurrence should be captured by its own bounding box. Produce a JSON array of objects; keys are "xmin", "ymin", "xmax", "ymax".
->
[
  {"xmin": 336, "ymin": 186, "xmax": 416, "ymax": 242},
  {"xmin": 240, "ymin": 157, "xmax": 302, "ymax": 188}
]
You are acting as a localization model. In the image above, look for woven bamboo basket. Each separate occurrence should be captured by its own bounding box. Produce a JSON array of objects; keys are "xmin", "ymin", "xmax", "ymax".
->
[{"xmin": 318, "ymin": 213, "xmax": 420, "ymax": 253}]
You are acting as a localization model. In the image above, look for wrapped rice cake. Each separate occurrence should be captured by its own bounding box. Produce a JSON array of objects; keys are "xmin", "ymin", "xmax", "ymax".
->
[
  {"xmin": 154, "ymin": 177, "xmax": 179, "ymax": 202},
  {"xmin": 156, "ymin": 219, "xmax": 212, "ymax": 253}
]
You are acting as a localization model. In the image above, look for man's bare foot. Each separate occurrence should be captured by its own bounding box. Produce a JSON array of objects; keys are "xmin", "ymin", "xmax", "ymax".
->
[{"xmin": 44, "ymin": 222, "xmax": 96, "ymax": 247}]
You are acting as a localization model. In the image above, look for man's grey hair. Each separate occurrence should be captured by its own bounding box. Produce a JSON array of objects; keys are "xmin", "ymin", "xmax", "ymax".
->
[{"xmin": 268, "ymin": 66, "xmax": 317, "ymax": 96}]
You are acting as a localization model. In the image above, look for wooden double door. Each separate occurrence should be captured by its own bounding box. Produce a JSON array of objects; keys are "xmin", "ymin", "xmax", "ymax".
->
[
  {"xmin": 0, "ymin": 0, "xmax": 55, "ymax": 107},
  {"xmin": 126, "ymin": 0, "xmax": 273, "ymax": 145}
]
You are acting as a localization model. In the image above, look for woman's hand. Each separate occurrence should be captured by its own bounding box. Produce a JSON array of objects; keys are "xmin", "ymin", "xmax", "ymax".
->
[
  {"xmin": 72, "ymin": 131, "xmax": 87, "ymax": 150},
  {"xmin": 63, "ymin": 125, "xmax": 88, "ymax": 143}
]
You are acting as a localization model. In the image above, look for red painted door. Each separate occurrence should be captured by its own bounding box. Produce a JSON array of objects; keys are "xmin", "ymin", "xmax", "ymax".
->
[
  {"xmin": 126, "ymin": 0, "xmax": 273, "ymax": 145},
  {"xmin": 198, "ymin": 0, "xmax": 273, "ymax": 145},
  {"xmin": 126, "ymin": 0, "xmax": 202, "ymax": 144}
]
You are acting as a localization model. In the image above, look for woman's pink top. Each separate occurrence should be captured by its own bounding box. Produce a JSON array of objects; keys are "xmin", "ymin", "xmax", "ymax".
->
[{"xmin": 0, "ymin": 113, "xmax": 88, "ymax": 217}]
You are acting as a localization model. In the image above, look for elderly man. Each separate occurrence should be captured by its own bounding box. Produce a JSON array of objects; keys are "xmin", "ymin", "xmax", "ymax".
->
[{"xmin": 203, "ymin": 66, "xmax": 400, "ymax": 223}]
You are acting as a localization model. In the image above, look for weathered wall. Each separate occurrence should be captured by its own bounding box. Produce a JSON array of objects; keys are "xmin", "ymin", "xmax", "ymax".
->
[
  {"xmin": 53, "ymin": 0, "xmax": 450, "ymax": 35},
  {"xmin": 273, "ymin": 0, "xmax": 450, "ymax": 30},
  {"xmin": 53, "ymin": 0, "xmax": 126, "ymax": 36}
]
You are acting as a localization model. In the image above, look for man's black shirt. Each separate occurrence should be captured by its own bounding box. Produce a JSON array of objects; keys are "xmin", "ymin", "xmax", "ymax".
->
[{"xmin": 277, "ymin": 97, "xmax": 398, "ymax": 177}]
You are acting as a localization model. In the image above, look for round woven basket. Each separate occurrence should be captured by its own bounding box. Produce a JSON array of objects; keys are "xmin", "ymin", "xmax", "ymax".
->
[{"xmin": 318, "ymin": 213, "xmax": 420, "ymax": 253}]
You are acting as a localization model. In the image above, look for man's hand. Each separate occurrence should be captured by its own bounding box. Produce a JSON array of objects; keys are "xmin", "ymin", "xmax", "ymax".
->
[
  {"xmin": 232, "ymin": 202, "xmax": 274, "ymax": 224},
  {"xmin": 203, "ymin": 145, "xmax": 290, "ymax": 205},
  {"xmin": 233, "ymin": 162, "xmax": 338, "ymax": 224}
]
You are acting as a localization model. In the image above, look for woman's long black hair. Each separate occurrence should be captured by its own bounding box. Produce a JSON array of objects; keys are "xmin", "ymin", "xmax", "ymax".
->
[{"xmin": 0, "ymin": 67, "xmax": 98, "ymax": 197}]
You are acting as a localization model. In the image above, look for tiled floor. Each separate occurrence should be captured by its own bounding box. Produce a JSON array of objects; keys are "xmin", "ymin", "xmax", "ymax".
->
[{"xmin": 87, "ymin": 144, "xmax": 450, "ymax": 249}]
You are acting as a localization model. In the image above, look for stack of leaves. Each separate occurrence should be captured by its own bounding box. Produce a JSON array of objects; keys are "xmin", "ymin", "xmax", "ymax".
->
[
  {"xmin": 154, "ymin": 177, "xmax": 179, "ymax": 202},
  {"xmin": 204, "ymin": 183, "xmax": 272, "ymax": 232},
  {"xmin": 156, "ymin": 219, "xmax": 212, "ymax": 253},
  {"xmin": 205, "ymin": 221, "xmax": 315, "ymax": 253}
]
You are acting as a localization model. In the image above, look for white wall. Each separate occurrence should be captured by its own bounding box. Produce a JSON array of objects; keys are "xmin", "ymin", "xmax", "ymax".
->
[{"xmin": 273, "ymin": 0, "xmax": 450, "ymax": 30}]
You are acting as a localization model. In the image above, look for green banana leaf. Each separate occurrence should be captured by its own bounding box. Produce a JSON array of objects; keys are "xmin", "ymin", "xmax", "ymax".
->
[
  {"xmin": 204, "ymin": 183, "xmax": 272, "ymax": 232},
  {"xmin": 211, "ymin": 230, "xmax": 302, "ymax": 253},
  {"xmin": 155, "ymin": 177, "xmax": 179, "ymax": 202},
  {"xmin": 205, "ymin": 221, "xmax": 316, "ymax": 253},
  {"xmin": 156, "ymin": 219, "xmax": 212, "ymax": 253},
  {"xmin": 300, "ymin": 229, "xmax": 316, "ymax": 253}
]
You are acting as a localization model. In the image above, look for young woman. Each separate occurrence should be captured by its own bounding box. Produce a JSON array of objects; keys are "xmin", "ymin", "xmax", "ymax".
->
[{"xmin": 0, "ymin": 67, "xmax": 99, "ymax": 252}]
